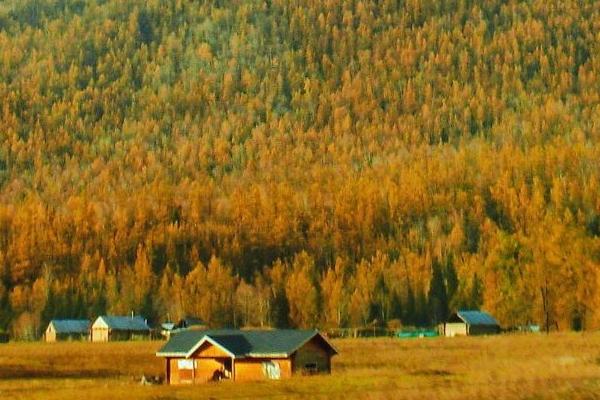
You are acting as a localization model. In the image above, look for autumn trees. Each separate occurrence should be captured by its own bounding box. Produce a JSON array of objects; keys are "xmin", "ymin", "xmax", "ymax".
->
[{"xmin": 0, "ymin": 0, "xmax": 599, "ymax": 337}]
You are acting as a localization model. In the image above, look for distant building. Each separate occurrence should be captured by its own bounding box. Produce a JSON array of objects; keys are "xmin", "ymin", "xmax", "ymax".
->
[
  {"xmin": 442, "ymin": 310, "xmax": 500, "ymax": 337},
  {"xmin": 156, "ymin": 329, "xmax": 338, "ymax": 384},
  {"xmin": 161, "ymin": 317, "xmax": 206, "ymax": 340},
  {"xmin": 44, "ymin": 320, "xmax": 90, "ymax": 342},
  {"xmin": 174, "ymin": 317, "xmax": 205, "ymax": 330},
  {"xmin": 91, "ymin": 315, "xmax": 151, "ymax": 342},
  {"xmin": 161, "ymin": 322, "xmax": 176, "ymax": 339}
]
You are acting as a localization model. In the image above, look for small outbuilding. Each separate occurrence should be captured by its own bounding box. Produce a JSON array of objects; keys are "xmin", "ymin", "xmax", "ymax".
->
[
  {"xmin": 44, "ymin": 319, "xmax": 90, "ymax": 342},
  {"xmin": 174, "ymin": 317, "xmax": 205, "ymax": 330},
  {"xmin": 91, "ymin": 315, "xmax": 151, "ymax": 342},
  {"xmin": 156, "ymin": 329, "xmax": 338, "ymax": 384},
  {"xmin": 161, "ymin": 322, "xmax": 176, "ymax": 339},
  {"xmin": 161, "ymin": 317, "xmax": 206, "ymax": 339},
  {"xmin": 442, "ymin": 310, "xmax": 500, "ymax": 337}
]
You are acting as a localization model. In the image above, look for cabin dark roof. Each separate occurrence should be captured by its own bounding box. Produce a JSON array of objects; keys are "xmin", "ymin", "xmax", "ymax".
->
[
  {"xmin": 94, "ymin": 316, "xmax": 150, "ymax": 331},
  {"xmin": 451, "ymin": 310, "xmax": 499, "ymax": 326},
  {"xmin": 49, "ymin": 319, "xmax": 90, "ymax": 334},
  {"xmin": 156, "ymin": 329, "xmax": 337, "ymax": 358}
]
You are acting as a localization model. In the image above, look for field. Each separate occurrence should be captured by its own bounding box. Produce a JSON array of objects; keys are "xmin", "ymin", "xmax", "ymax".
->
[{"xmin": 1, "ymin": 334, "xmax": 600, "ymax": 400}]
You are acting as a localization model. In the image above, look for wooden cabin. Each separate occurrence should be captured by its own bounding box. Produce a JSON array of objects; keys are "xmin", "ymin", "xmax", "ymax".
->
[
  {"xmin": 156, "ymin": 329, "xmax": 338, "ymax": 384},
  {"xmin": 442, "ymin": 310, "xmax": 500, "ymax": 337},
  {"xmin": 44, "ymin": 320, "xmax": 90, "ymax": 342},
  {"xmin": 91, "ymin": 315, "xmax": 151, "ymax": 342}
]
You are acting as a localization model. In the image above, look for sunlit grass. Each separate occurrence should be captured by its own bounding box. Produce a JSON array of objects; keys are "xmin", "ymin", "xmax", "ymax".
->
[{"xmin": 1, "ymin": 333, "xmax": 600, "ymax": 399}]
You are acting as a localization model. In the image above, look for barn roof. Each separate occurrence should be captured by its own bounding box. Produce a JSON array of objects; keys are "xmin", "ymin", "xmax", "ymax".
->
[
  {"xmin": 156, "ymin": 329, "xmax": 337, "ymax": 358},
  {"xmin": 93, "ymin": 315, "xmax": 150, "ymax": 331},
  {"xmin": 49, "ymin": 319, "xmax": 90, "ymax": 334},
  {"xmin": 451, "ymin": 310, "xmax": 499, "ymax": 326}
]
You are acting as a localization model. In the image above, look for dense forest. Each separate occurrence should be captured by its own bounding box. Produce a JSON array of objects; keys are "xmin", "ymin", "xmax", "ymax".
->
[{"xmin": 0, "ymin": 0, "xmax": 599, "ymax": 339}]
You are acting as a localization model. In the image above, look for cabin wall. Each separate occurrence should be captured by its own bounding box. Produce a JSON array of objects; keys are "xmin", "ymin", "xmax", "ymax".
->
[
  {"xmin": 91, "ymin": 328, "xmax": 109, "ymax": 342},
  {"xmin": 169, "ymin": 358, "xmax": 190, "ymax": 384},
  {"xmin": 444, "ymin": 322, "xmax": 467, "ymax": 337},
  {"xmin": 168, "ymin": 357, "xmax": 293, "ymax": 384},
  {"xmin": 92, "ymin": 328, "xmax": 150, "ymax": 342},
  {"xmin": 111, "ymin": 330, "xmax": 127, "ymax": 341},
  {"xmin": 45, "ymin": 328, "xmax": 56, "ymax": 343},
  {"xmin": 468, "ymin": 325, "xmax": 500, "ymax": 335},
  {"xmin": 195, "ymin": 358, "xmax": 227, "ymax": 383},
  {"xmin": 193, "ymin": 342, "xmax": 234, "ymax": 382},
  {"xmin": 234, "ymin": 358, "xmax": 292, "ymax": 381},
  {"xmin": 168, "ymin": 357, "xmax": 231, "ymax": 384},
  {"xmin": 292, "ymin": 337, "xmax": 331, "ymax": 374},
  {"xmin": 57, "ymin": 333, "xmax": 88, "ymax": 342}
]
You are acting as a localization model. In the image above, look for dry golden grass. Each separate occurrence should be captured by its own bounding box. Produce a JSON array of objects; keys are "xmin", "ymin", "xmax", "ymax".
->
[{"xmin": 1, "ymin": 333, "xmax": 600, "ymax": 399}]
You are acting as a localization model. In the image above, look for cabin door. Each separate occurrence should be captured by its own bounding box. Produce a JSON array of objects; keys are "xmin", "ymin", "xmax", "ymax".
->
[{"xmin": 223, "ymin": 359, "xmax": 233, "ymax": 379}]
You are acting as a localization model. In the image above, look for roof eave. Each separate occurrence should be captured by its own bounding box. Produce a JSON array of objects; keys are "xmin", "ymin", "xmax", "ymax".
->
[
  {"xmin": 156, "ymin": 352, "xmax": 187, "ymax": 357},
  {"xmin": 246, "ymin": 352, "xmax": 290, "ymax": 358},
  {"xmin": 290, "ymin": 330, "xmax": 339, "ymax": 356}
]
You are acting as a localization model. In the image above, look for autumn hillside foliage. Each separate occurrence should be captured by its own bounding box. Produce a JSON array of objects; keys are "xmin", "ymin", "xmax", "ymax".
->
[{"xmin": 0, "ymin": 0, "xmax": 599, "ymax": 337}]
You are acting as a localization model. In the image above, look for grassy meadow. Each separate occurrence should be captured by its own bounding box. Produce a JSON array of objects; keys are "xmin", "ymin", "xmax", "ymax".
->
[{"xmin": 1, "ymin": 334, "xmax": 600, "ymax": 399}]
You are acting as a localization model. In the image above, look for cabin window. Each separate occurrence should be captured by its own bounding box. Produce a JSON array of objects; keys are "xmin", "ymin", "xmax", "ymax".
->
[
  {"xmin": 178, "ymin": 359, "xmax": 194, "ymax": 370},
  {"xmin": 262, "ymin": 361, "xmax": 281, "ymax": 379},
  {"xmin": 178, "ymin": 359, "xmax": 194, "ymax": 382}
]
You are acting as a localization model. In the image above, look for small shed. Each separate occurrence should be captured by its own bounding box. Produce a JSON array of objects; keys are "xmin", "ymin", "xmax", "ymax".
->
[
  {"xmin": 156, "ymin": 329, "xmax": 338, "ymax": 384},
  {"xmin": 161, "ymin": 317, "xmax": 206, "ymax": 339},
  {"xmin": 161, "ymin": 322, "xmax": 176, "ymax": 339},
  {"xmin": 91, "ymin": 315, "xmax": 151, "ymax": 342},
  {"xmin": 44, "ymin": 320, "xmax": 90, "ymax": 342},
  {"xmin": 174, "ymin": 317, "xmax": 205, "ymax": 330},
  {"xmin": 443, "ymin": 310, "xmax": 500, "ymax": 337}
]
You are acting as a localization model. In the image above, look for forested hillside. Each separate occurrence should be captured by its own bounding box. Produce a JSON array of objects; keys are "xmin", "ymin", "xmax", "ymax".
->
[{"xmin": 0, "ymin": 0, "xmax": 599, "ymax": 338}]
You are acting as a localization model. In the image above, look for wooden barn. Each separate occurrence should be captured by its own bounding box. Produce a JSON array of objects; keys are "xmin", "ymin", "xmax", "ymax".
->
[
  {"xmin": 44, "ymin": 320, "xmax": 90, "ymax": 342},
  {"xmin": 91, "ymin": 315, "xmax": 151, "ymax": 342},
  {"xmin": 156, "ymin": 329, "xmax": 338, "ymax": 384},
  {"xmin": 442, "ymin": 310, "xmax": 500, "ymax": 337}
]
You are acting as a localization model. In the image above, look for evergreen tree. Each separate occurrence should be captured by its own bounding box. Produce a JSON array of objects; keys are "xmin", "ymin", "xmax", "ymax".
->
[
  {"xmin": 428, "ymin": 260, "xmax": 448, "ymax": 325},
  {"xmin": 403, "ymin": 285, "xmax": 416, "ymax": 326},
  {"xmin": 270, "ymin": 288, "xmax": 290, "ymax": 328}
]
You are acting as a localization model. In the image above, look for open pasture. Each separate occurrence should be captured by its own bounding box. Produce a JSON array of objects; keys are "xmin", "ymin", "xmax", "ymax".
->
[{"xmin": 1, "ymin": 333, "xmax": 600, "ymax": 399}]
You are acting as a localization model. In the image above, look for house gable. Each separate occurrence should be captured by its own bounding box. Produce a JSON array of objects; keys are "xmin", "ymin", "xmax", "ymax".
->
[
  {"xmin": 92, "ymin": 317, "xmax": 109, "ymax": 329},
  {"xmin": 190, "ymin": 339, "xmax": 234, "ymax": 358},
  {"xmin": 292, "ymin": 335, "xmax": 333, "ymax": 373}
]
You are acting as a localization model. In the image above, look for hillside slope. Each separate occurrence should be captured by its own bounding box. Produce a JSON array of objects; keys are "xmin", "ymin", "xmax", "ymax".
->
[{"xmin": 0, "ymin": 0, "xmax": 599, "ymax": 336}]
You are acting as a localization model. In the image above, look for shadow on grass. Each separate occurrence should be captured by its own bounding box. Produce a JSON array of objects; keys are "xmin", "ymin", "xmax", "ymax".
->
[
  {"xmin": 410, "ymin": 369, "xmax": 452, "ymax": 377},
  {"xmin": 0, "ymin": 364, "xmax": 118, "ymax": 379}
]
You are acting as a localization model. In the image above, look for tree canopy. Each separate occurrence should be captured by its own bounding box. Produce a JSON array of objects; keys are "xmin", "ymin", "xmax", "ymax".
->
[{"xmin": 0, "ymin": 0, "xmax": 599, "ymax": 338}]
